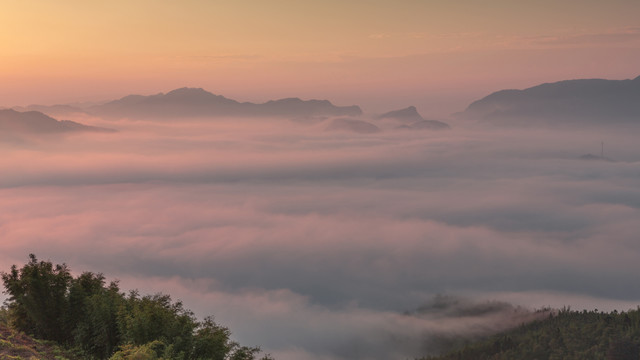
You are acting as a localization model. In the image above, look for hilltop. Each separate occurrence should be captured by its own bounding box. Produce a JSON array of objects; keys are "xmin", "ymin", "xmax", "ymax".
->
[
  {"xmin": 377, "ymin": 106, "xmax": 450, "ymax": 130},
  {"xmin": 87, "ymin": 87, "xmax": 363, "ymax": 119},
  {"xmin": 458, "ymin": 75, "xmax": 640, "ymax": 126},
  {"xmin": 0, "ymin": 109, "xmax": 115, "ymax": 134}
]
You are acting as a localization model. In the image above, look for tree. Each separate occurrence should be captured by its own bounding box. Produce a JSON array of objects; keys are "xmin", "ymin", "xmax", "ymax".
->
[
  {"xmin": 117, "ymin": 292, "xmax": 198, "ymax": 359},
  {"xmin": 73, "ymin": 278, "xmax": 124, "ymax": 358},
  {"xmin": 607, "ymin": 338, "xmax": 639, "ymax": 360},
  {"xmin": 192, "ymin": 316, "xmax": 235, "ymax": 360},
  {"xmin": 2, "ymin": 255, "xmax": 270, "ymax": 360},
  {"xmin": 1, "ymin": 254, "xmax": 72, "ymax": 342}
]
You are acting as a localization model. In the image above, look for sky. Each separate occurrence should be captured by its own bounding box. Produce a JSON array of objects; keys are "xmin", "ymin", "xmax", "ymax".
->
[
  {"xmin": 2, "ymin": 0, "xmax": 640, "ymax": 115},
  {"xmin": 2, "ymin": 2, "xmax": 640, "ymax": 360}
]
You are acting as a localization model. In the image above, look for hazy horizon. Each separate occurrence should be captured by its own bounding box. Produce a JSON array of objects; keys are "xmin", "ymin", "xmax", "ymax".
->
[{"xmin": 3, "ymin": 1, "xmax": 640, "ymax": 117}]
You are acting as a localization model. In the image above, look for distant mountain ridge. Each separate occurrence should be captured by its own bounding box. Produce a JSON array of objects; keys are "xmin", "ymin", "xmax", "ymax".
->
[
  {"xmin": 459, "ymin": 75, "xmax": 640, "ymax": 125},
  {"xmin": 89, "ymin": 87, "xmax": 363, "ymax": 119},
  {"xmin": 0, "ymin": 109, "xmax": 114, "ymax": 134},
  {"xmin": 378, "ymin": 106, "xmax": 450, "ymax": 130},
  {"xmin": 325, "ymin": 118, "xmax": 381, "ymax": 134},
  {"xmin": 12, "ymin": 104, "xmax": 90, "ymax": 118},
  {"xmin": 378, "ymin": 106, "xmax": 425, "ymax": 123}
]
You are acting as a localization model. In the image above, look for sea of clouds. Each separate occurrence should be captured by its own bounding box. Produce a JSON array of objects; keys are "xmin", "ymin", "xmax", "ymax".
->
[{"xmin": 1, "ymin": 115, "xmax": 640, "ymax": 359}]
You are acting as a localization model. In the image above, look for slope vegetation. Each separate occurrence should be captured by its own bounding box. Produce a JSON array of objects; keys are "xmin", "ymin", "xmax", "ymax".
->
[
  {"xmin": 459, "ymin": 75, "xmax": 640, "ymax": 126},
  {"xmin": 422, "ymin": 307, "xmax": 640, "ymax": 360},
  {"xmin": 1, "ymin": 255, "xmax": 271, "ymax": 360}
]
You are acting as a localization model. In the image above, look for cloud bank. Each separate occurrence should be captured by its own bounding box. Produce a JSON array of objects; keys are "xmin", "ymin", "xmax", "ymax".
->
[{"xmin": 1, "ymin": 115, "xmax": 639, "ymax": 359}]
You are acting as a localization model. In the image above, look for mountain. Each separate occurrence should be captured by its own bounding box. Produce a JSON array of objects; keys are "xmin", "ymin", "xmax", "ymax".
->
[
  {"xmin": 378, "ymin": 106, "xmax": 450, "ymax": 130},
  {"xmin": 89, "ymin": 87, "xmax": 363, "ymax": 119},
  {"xmin": 325, "ymin": 118, "xmax": 380, "ymax": 134},
  {"xmin": 0, "ymin": 109, "xmax": 115, "ymax": 134},
  {"xmin": 378, "ymin": 106, "xmax": 425, "ymax": 123},
  {"xmin": 459, "ymin": 75, "xmax": 640, "ymax": 125},
  {"xmin": 12, "ymin": 104, "xmax": 88, "ymax": 118}
]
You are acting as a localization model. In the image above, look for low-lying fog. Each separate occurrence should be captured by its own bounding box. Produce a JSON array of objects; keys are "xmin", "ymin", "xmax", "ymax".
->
[{"xmin": 2, "ymin": 114, "xmax": 640, "ymax": 359}]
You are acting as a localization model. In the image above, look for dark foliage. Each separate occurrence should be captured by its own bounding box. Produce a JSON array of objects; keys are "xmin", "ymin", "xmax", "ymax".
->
[
  {"xmin": 1, "ymin": 254, "xmax": 73, "ymax": 343},
  {"xmin": 2, "ymin": 254, "xmax": 272, "ymax": 360},
  {"xmin": 422, "ymin": 307, "xmax": 640, "ymax": 360}
]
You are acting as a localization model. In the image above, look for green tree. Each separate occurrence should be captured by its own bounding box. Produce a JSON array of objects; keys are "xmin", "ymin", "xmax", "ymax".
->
[
  {"xmin": 2, "ymin": 255, "xmax": 270, "ymax": 360},
  {"xmin": 192, "ymin": 316, "xmax": 235, "ymax": 360},
  {"xmin": 109, "ymin": 341, "xmax": 164, "ymax": 360},
  {"xmin": 118, "ymin": 292, "xmax": 198, "ymax": 359},
  {"xmin": 73, "ymin": 278, "xmax": 124, "ymax": 358},
  {"xmin": 607, "ymin": 338, "xmax": 639, "ymax": 360},
  {"xmin": 1, "ymin": 253, "xmax": 72, "ymax": 342}
]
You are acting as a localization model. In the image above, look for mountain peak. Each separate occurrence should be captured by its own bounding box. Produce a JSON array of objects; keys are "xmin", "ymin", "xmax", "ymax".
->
[
  {"xmin": 165, "ymin": 87, "xmax": 211, "ymax": 96},
  {"xmin": 326, "ymin": 118, "xmax": 380, "ymax": 134},
  {"xmin": 378, "ymin": 106, "xmax": 424, "ymax": 123},
  {"xmin": 161, "ymin": 87, "xmax": 227, "ymax": 103},
  {"xmin": 89, "ymin": 89, "xmax": 362, "ymax": 119},
  {"xmin": 376, "ymin": 106, "xmax": 451, "ymax": 130},
  {"xmin": 460, "ymin": 76, "xmax": 640, "ymax": 125}
]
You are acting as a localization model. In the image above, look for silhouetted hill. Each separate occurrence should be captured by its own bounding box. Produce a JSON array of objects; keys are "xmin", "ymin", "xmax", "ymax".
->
[
  {"xmin": 378, "ymin": 106, "xmax": 425, "ymax": 123},
  {"xmin": 260, "ymin": 97, "xmax": 361, "ymax": 117},
  {"xmin": 89, "ymin": 87, "xmax": 363, "ymax": 119},
  {"xmin": 325, "ymin": 118, "xmax": 380, "ymax": 133},
  {"xmin": 0, "ymin": 109, "xmax": 115, "ymax": 134},
  {"xmin": 378, "ymin": 106, "xmax": 450, "ymax": 130},
  {"xmin": 13, "ymin": 104, "xmax": 88, "ymax": 118},
  {"xmin": 459, "ymin": 75, "xmax": 640, "ymax": 125}
]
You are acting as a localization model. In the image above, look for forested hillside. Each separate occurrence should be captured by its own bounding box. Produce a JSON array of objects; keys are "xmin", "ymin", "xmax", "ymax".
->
[
  {"xmin": 1, "ymin": 255, "xmax": 271, "ymax": 360},
  {"xmin": 422, "ymin": 307, "xmax": 640, "ymax": 360},
  {"xmin": 4, "ymin": 255, "xmax": 640, "ymax": 360}
]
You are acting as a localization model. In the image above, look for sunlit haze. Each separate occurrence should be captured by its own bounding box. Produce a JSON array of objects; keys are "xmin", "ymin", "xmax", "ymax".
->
[{"xmin": 2, "ymin": 1, "xmax": 640, "ymax": 115}]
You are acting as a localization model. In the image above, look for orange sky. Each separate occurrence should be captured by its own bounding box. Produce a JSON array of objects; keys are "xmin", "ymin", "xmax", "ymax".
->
[{"xmin": 2, "ymin": 0, "xmax": 640, "ymax": 115}]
